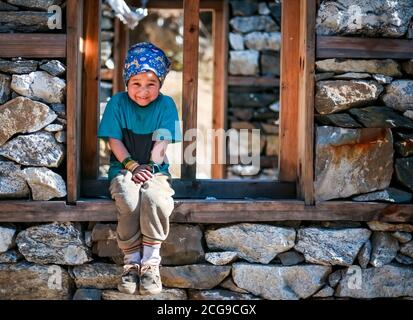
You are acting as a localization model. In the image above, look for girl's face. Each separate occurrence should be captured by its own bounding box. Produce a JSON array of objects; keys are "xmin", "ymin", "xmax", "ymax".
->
[{"xmin": 127, "ymin": 71, "xmax": 161, "ymax": 107}]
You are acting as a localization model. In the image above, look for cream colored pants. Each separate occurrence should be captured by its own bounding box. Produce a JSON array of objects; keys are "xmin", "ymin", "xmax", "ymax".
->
[{"xmin": 109, "ymin": 170, "xmax": 175, "ymax": 254}]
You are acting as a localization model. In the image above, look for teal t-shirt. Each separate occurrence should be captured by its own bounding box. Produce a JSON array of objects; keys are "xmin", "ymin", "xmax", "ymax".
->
[{"xmin": 98, "ymin": 92, "xmax": 182, "ymax": 181}]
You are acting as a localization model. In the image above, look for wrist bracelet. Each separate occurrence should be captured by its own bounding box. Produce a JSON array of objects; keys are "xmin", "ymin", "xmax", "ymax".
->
[{"xmin": 122, "ymin": 156, "xmax": 133, "ymax": 168}]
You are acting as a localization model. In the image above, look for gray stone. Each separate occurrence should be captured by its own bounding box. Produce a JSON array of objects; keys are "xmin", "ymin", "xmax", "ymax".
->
[
  {"xmin": 333, "ymin": 72, "xmax": 371, "ymax": 80},
  {"xmin": 91, "ymin": 223, "xmax": 117, "ymax": 241},
  {"xmin": 0, "ymin": 58, "xmax": 38, "ymax": 74},
  {"xmin": 370, "ymin": 232, "xmax": 399, "ymax": 267},
  {"xmin": 188, "ymin": 289, "xmax": 260, "ymax": 300},
  {"xmin": 0, "ymin": 12, "xmax": 54, "ymax": 32},
  {"xmin": 395, "ymin": 253, "xmax": 413, "ymax": 265},
  {"xmin": 0, "ymin": 161, "xmax": 29, "ymax": 199},
  {"xmin": 229, "ymin": 33, "xmax": 244, "ymax": 50},
  {"xmin": 336, "ymin": 265, "xmax": 413, "ymax": 298},
  {"xmin": 258, "ymin": 2, "xmax": 270, "ymax": 15},
  {"xmin": 391, "ymin": 232, "xmax": 412, "ymax": 244},
  {"xmin": 49, "ymin": 103, "xmax": 66, "ymax": 118},
  {"xmin": 19, "ymin": 167, "xmax": 66, "ymax": 200},
  {"xmin": 101, "ymin": 17, "xmax": 113, "ymax": 30},
  {"xmin": 229, "ymin": 92, "xmax": 276, "ymax": 108},
  {"xmin": 367, "ymin": 221, "xmax": 413, "ymax": 233},
  {"xmin": 205, "ymin": 223, "xmax": 296, "ymax": 264},
  {"xmin": 8, "ymin": 0, "xmax": 63, "ymax": 10},
  {"xmin": 44, "ymin": 124, "xmax": 63, "ymax": 132},
  {"xmin": 0, "ymin": 97, "xmax": 57, "ymax": 146},
  {"xmin": 229, "ymin": 50, "xmax": 259, "ymax": 76},
  {"xmin": 313, "ymin": 285, "xmax": 334, "ymax": 298},
  {"xmin": 11, "ymin": 71, "xmax": 66, "ymax": 104},
  {"xmin": 160, "ymin": 264, "xmax": 231, "ymax": 289},
  {"xmin": 261, "ymin": 51, "xmax": 280, "ymax": 76},
  {"xmin": 0, "ymin": 226, "xmax": 16, "ymax": 253},
  {"xmin": 232, "ymin": 263, "xmax": 331, "ymax": 300},
  {"xmin": 101, "ymin": 41, "xmax": 112, "ymax": 65},
  {"xmin": 0, "ymin": 73, "xmax": 11, "ymax": 104},
  {"xmin": 372, "ymin": 74, "xmax": 393, "ymax": 84},
  {"xmin": 92, "ymin": 240, "xmax": 122, "ymax": 258},
  {"xmin": 382, "ymin": 80, "xmax": 413, "ymax": 113},
  {"xmin": 404, "ymin": 110, "xmax": 413, "ymax": 121},
  {"xmin": 400, "ymin": 241, "xmax": 413, "ymax": 259},
  {"xmin": 102, "ymin": 288, "xmax": 187, "ymax": 300},
  {"xmin": 352, "ymin": 188, "xmax": 412, "ymax": 204},
  {"xmin": 230, "ymin": 0, "xmax": 258, "ymax": 16},
  {"xmin": 244, "ymin": 32, "xmax": 281, "ymax": 51},
  {"xmin": 328, "ymin": 269, "xmax": 343, "ymax": 288},
  {"xmin": 205, "ymin": 252, "xmax": 238, "ymax": 266},
  {"xmin": 402, "ymin": 60, "xmax": 413, "ymax": 76},
  {"xmin": 395, "ymin": 132, "xmax": 413, "ymax": 157},
  {"xmin": 219, "ymin": 277, "xmax": 249, "ymax": 294},
  {"xmin": 16, "ymin": 222, "xmax": 92, "ymax": 265},
  {"xmin": 357, "ymin": 240, "xmax": 371, "ymax": 269},
  {"xmin": 315, "ymin": 113, "xmax": 362, "ymax": 128},
  {"xmin": 395, "ymin": 157, "xmax": 413, "ymax": 192},
  {"xmin": 316, "ymin": 72, "xmax": 335, "ymax": 81},
  {"xmin": 0, "ymin": 1, "xmax": 18, "ymax": 10},
  {"xmin": 316, "ymin": 0, "xmax": 413, "ymax": 38},
  {"xmin": 316, "ymin": 59, "xmax": 402, "ymax": 78},
  {"xmin": 73, "ymin": 289, "xmax": 102, "ymax": 300},
  {"xmin": 278, "ymin": 251, "xmax": 305, "ymax": 266},
  {"xmin": 295, "ymin": 227, "xmax": 371, "ymax": 266},
  {"xmin": 71, "ymin": 263, "xmax": 122, "ymax": 289},
  {"xmin": 315, "ymin": 127, "xmax": 393, "ymax": 201},
  {"xmin": 161, "ymin": 224, "xmax": 205, "ymax": 265},
  {"xmin": 0, "ymin": 131, "xmax": 65, "ymax": 167},
  {"xmin": 315, "ymin": 80, "xmax": 383, "ymax": 114},
  {"xmin": 230, "ymin": 16, "xmax": 278, "ymax": 33},
  {"xmin": 0, "ymin": 249, "xmax": 23, "ymax": 263},
  {"xmin": 0, "ymin": 262, "xmax": 73, "ymax": 300},
  {"xmin": 55, "ymin": 130, "xmax": 66, "ymax": 143},
  {"xmin": 84, "ymin": 231, "xmax": 92, "ymax": 248},
  {"xmin": 39, "ymin": 60, "xmax": 66, "ymax": 77}
]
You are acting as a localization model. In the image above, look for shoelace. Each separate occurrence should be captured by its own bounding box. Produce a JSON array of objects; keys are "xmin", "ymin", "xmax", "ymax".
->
[{"xmin": 122, "ymin": 264, "xmax": 140, "ymax": 276}]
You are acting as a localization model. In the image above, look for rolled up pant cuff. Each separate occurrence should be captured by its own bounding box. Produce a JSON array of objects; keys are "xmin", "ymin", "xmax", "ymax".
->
[{"xmin": 117, "ymin": 232, "xmax": 142, "ymax": 254}]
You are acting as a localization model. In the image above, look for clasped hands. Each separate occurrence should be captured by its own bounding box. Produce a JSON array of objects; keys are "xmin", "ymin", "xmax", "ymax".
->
[{"xmin": 131, "ymin": 164, "xmax": 153, "ymax": 185}]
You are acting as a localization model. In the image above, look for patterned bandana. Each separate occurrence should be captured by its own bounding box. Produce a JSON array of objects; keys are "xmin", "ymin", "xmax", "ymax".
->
[{"xmin": 123, "ymin": 42, "xmax": 171, "ymax": 86}]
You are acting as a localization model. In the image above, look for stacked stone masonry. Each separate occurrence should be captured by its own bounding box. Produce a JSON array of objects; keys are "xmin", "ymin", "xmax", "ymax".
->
[
  {"xmin": 1, "ymin": 221, "xmax": 413, "ymax": 300},
  {"xmin": 314, "ymin": 0, "xmax": 413, "ymax": 202},
  {"xmin": 227, "ymin": 0, "xmax": 281, "ymax": 179}
]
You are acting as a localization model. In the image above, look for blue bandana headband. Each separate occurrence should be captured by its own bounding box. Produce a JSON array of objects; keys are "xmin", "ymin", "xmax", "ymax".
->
[{"xmin": 123, "ymin": 42, "xmax": 171, "ymax": 86}]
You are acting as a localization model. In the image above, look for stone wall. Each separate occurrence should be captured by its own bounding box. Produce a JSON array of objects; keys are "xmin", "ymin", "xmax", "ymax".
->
[
  {"xmin": 314, "ymin": 0, "xmax": 413, "ymax": 202},
  {"xmin": 1, "ymin": 220, "xmax": 412, "ymax": 300},
  {"xmin": 0, "ymin": 1, "xmax": 67, "ymax": 200},
  {"xmin": 227, "ymin": 0, "xmax": 281, "ymax": 179}
]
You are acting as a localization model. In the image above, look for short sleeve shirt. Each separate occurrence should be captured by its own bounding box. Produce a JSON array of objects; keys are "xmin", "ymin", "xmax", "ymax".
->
[{"xmin": 98, "ymin": 92, "xmax": 182, "ymax": 181}]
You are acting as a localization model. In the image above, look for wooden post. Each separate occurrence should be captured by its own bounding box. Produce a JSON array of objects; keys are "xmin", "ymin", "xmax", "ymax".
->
[
  {"xmin": 181, "ymin": 0, "xmax": 200, "ymax": 180},
  {"xmin": 66, "ymin": 0, "xmax": 84, "ymax": 203},
  {"xmin": 81, "ymin": 0, "xmax": 101, "ymax": 179},
  {"xmin": 297, "ymin": 0, "xmax": 316, "ymax": 204},
  {"xmin": 211, "ymin": 0, "xmax": 228, "ymax": 179},
  {"xmin": 113, "ymin": 19, "xmax": 129, "ymax": 94},
  {"xmin": 279, "ymin": 0, "xmax": 300, "ymax": 182}
]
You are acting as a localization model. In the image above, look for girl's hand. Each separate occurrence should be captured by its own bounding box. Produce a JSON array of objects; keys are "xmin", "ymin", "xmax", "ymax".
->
[{"xmin": 131, "ymin": 164, "xmax": 153, "ymax": 184}]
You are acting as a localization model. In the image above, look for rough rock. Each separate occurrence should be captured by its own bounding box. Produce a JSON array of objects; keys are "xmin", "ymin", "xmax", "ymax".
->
[
  {"xmin": 71, "ymin": 263, "xmax": 123, "ymax": 289},
  {"xmin": 382, "ymin": 80, "xmax": 413, "ymax": 113},
  {"xmin": 188, "ymin": 289, "xmax": 260, "ymax": 300},
  {"xmin": 316, "ymin": 59, "xmax": 402, "ymax": 77},
  {"xmin": 0, "ymin": 226, "xmax": 17, "ymax": 253},
  {"xmin": 102, "ymin": 288, "xmax": 187, "ymax": 300},
  {"xmin": 0, "ymin": 161, "xmax": 29, "ymax": 199},
  {"xmin": 19, "ymin": 167, "xmax": 66, "ymax": 200},
  {"xmin": 205, "ymin": 252, "xmax": 238, "ymax": 266},
  {"xmin": 370, "ymin": 232, "xmax": 399, "ymax": 267}
]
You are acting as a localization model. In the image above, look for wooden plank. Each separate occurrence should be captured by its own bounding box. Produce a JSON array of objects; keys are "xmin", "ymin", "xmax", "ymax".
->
[
  {"xmin": 1, "ymin": 200, "xmax": 412, "ymax": 223},
  {"xmin": 211, "ymin": 0, "xmax": 228, "ymax": 179},
  {"xmin": 143, "ymin": 0, "xmax": 222, "ymax": 10},
  {"xmin": 100, "ymin": 68, "xmax": 114, "ymax": 81},
  {"xmin": 181, "ymin": 0, "xmax": 200, "ymax": 180},
  {"xmin": 66, "ymin": 0, "xmax": 84, "ymax": 203},
  {"xmin": 81, "ymin": 0, "xmax": 101, "ymax": 179},
  {"xmin": 297, "ymin": 0, "xmax": 316, "ymax": 204},
  {"xmin": 0, "ymin": 34, "xmax": 66, "ymax": 58},
  {"xmin": 81, "ymin": 179, "xmax": 296, "ymax": 199},
  {"xmin": 228, "ymin": 76, "xmax": 280, "ymax": 87},
  {"xmin": 113, "ymin": 19, "xmax": 128, "ymax": 94},
  {"xmin": 279, "ymin": 0, "xmax": 300, "ymax": 182},
  {"xmin": 317, "ymin": 36, "xmax": 413, "ymax": 59}
]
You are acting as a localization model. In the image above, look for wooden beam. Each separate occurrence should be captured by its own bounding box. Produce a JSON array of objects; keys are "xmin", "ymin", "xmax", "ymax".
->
[
  {"xmin": 317, "ymin": 36, "xmax": 413, "ymax": 59},
  {"xmin": 279, "ymin": 0, "xmax": 300, "ymax": 182},
  {"xmin": 66, "ymin": 0, "xmax": 84, "ymax": 203},
  {"xmin": 113, "ymin": 19, "xmax": 128, "ymax": 94},
  {"xmin": 228, "ymin": 76, "xmax": 280, "ymax": 88},
  {"xmin": 81, "ymin": 0, "xmax": 101, "ymax": 179},
  {"xmin": 1, "ymin": 200, "xmax": 412, "ymax": 223},
  {"xmin": 297, "ymin": 0, "xmax": 316, "ymax": 204},
  {"xmin": 0, "ymin": 34, "xmax": 66, "ymax": 58},
  {"xmin": 82, "ymin": 179, "xmax": 296, "ymax": 199},
  {"xmin": 211, "ymin": 0, "xmax": 228, "ymax": 179},
  {"xmin": 181, "ymin": 0, "xmax": 200, "ymax": 180},
  {"xmin": 143, "ymin": 0, "xmax": 222, "ymax": 10}
]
